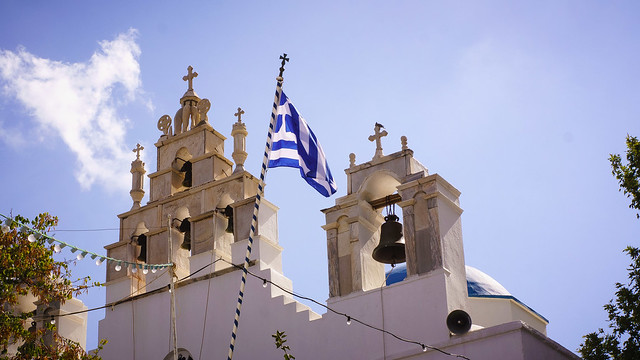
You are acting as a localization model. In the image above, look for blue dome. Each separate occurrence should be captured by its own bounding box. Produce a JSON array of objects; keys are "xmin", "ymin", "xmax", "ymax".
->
[
  {"xmin": 385, "ymin": 264, "xmax": 548, "ymax": 322},
  {"xmin": 465, "ymin": 266, "xmax": 510, "ymax": 296},
  {"xmin": 385, "ymin": 264, "xmax": 510, "ymax": 296}
]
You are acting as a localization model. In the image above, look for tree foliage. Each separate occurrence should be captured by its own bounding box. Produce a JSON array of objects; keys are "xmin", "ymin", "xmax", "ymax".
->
[
  {"xmin": 0, "ymin": 213, "xmax": 104, "ymax": 359},
  {"xmin": 578, "ymin": 135, "xmax": 640, "ymax": 359},
  {"xmin": 610, "ymin": 135, "xmax": 640, "ymax": 218},
  {"xmin": 579, "ymin": 247, "xmax": 640, "ymax": 359}
]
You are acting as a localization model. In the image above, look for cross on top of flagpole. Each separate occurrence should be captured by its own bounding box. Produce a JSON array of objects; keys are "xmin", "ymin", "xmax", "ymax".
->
[{"xmin": 278, "ymin": 53, "xmax": 289, "ymax": 79}]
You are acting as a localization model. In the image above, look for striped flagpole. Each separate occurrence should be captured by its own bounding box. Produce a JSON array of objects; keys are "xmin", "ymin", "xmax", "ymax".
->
[{"xmin": 227, "ymin": 53, "xmax": 289, "ymax": 360}]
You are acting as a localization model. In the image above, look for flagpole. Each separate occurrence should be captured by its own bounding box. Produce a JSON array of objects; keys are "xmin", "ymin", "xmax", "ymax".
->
[{"xmin": 226, "ymin": 53, "xmax": 289, "ymax": 360}]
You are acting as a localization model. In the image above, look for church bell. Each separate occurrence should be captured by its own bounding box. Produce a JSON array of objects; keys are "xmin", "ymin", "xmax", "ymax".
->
[
  {"xmin": 372, "ymin": 214, "xmax": 406, "ymax": 265},
  {"xmin": 180, "ymin": 160, "xmax": 192, "ymax": 188},
  {"xmin": 221, "ymin": 205, "xmax": 234, "ymax": 234},
  {"xmin": 136, "ymin": 233, "xmax": 147, "ymax": 262},
  {"xmin": 177, "ymin": 218, "xmax": 191, "ymax": 250}
]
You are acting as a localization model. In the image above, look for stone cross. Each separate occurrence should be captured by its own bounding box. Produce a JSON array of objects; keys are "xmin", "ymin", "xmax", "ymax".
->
[
  {"xmin": 368, "ymin": 123, "xmax": 388, "ymax": 159},
  {"xmin": 234, "ymin": 107, "xmax": 245, "ymax": 123},
  {"xmin": 133, "ymin": 143, "xmax": 144, "ymax": 160},
  {"xmin": 182, "ymin": 66, "xmax": 198, "ymax": 91}
]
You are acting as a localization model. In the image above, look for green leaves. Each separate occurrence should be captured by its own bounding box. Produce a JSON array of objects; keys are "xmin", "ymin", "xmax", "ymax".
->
[
  {"xmin": 273, "ymin": 330, "xmax": 296, "ymax": 360},
  {"xmin": 0, "ymin": 213, "xmax": 102, "ymax": 359},
  {"xmin": 610, "ymin": 135, "xmax": 640, "ymax": 218},
  {"xmin": 579, "ymin": 136, "xmax": 640, "ymax": 359},
  {"xmin": 579, "ymin": 247, "xmax": 640, "ymax": 359}
]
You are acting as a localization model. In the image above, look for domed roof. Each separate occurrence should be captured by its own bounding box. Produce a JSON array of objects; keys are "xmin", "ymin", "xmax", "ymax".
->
[
  {"xmin": 385, "ymin": 264, "xmax": 510, "ymax": 296},
  {"xmin": 465, "ymin": 266, "xmax": 510, "ymax": 296},
  {"xmin": 385, "ymin": 264, "xmax": 548, "ymax": 322}
]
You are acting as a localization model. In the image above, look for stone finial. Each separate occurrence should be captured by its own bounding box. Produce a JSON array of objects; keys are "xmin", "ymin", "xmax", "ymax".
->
[
  {"xmin": 232, "ymin": 107, "xmax": 248, "ymax": 173},
  {"xmin": 401, "ymin": 136, "xmax": 408, "ymax": 150},
  {"xmin": 349, "ymin": 153, "xmax": 356, "ymax": 168},
  {"xmin": 157, "ymin": 115, "xmax": 173, "ymax": 136},
  {"xmin": 197, "ymin": 99, "xmax": 211, "ymax": 125},
  {"xmin": 368, "ymin": 122, "xmax": 388, "ymax": 160},
  {"xmin": 130, "ymin": 144, "xmax": 146, "ymax": 210}
]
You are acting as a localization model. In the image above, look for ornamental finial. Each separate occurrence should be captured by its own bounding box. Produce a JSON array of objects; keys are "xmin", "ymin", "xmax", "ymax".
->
[{"xmin": 278, "ymin": 53, "xmax": 289, "ymax": 78}]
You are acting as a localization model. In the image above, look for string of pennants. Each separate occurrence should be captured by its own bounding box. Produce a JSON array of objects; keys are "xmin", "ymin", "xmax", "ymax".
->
[{"xmin": 0, "ymin": 214, "xmax": 173, "ymax": 273}]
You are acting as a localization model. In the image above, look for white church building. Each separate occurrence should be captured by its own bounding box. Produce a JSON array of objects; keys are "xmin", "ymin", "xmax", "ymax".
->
[{"xmin": 96, "ymin": 66, "xmax": 579, "ymax": 360}]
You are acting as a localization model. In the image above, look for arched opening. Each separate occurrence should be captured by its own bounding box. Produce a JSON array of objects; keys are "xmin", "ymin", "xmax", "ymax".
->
[
  {"xmin": 213, "ymin": 194, "xmax": 235, "ymax": 254},
  {"xmin": 172, "ymin": 147, "xmax": 193, "ymax": 191},
  {"xmin": 360, "ymin": 171, "xmax": 406, "ymax": 273},
  {"xmin": 358, "ymin": 170, "xmax": 402, "ymax": 203},
  {"xmin": 131, "ymin": 222, "xmax": 149, "ymax": 263},
  {"xmin": 173, "ymin": 206, "xmax": 192, "ymax": 252}
]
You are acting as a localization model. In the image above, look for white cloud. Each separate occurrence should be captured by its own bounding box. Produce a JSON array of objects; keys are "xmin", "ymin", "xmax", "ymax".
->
[{"xmin": 0, "ymin": 28, "xmax": 144, "ymax": 192}]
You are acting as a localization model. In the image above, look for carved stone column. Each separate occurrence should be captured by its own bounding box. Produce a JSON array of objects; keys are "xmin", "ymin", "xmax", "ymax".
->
[
  {"xmin": 397, "ymin": 198, "xmax": 417, "ymax": 275},
  {"xmin": 130, "ymin": 144, "xmax": 146, "ymax": 210},
  {"xmin": 324, "ymin": 226, "xmax": 340, "ymax": 297},
  {"xmin": 231, "ymin": 108, "xmax": 248, "ymax": 173}
]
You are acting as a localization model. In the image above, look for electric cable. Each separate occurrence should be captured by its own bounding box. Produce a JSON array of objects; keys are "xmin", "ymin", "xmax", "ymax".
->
[{"xmin": 219, "ymin": 258, "xmax": 470, "ymax": 360}]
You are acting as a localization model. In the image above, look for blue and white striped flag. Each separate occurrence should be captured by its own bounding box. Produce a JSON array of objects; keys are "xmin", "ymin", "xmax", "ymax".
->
[{"xmin": 268, "ymin": 92, "xmax": 337, "ymax": 197}]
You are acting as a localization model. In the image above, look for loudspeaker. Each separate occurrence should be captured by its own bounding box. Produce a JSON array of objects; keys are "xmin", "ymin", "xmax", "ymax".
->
[{"xmin": 446, "ymin": 309, "xmax": 472, "ymax": 335}]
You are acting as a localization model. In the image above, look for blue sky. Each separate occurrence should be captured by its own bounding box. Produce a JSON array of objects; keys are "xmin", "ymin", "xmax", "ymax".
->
[{"xmin": 1, "ymin": 1, "xmax": 639, "ymax": 355}]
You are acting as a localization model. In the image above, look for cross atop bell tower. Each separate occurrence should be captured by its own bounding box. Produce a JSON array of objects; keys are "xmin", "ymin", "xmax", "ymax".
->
[
  {"xmin": 368, "ymin": 122, "xmax": 388, "ymax": 160},
  {"xmin": 183, "ymin": 65, "xmax": 198, "ymax": 92}
]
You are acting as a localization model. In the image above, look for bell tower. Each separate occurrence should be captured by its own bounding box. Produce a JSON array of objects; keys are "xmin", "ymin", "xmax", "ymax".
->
[
  {"xmin": 103, "ymin": 66, "xmax": 281, "ymax": 303},
  {"xmin": 322, "ymin": 124, "xmax": 467, "ymax": 315}
]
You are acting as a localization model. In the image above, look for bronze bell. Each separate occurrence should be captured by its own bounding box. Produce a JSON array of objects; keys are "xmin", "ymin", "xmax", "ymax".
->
[
  {"xmin": 372, "ymin": 214, "xmax": 406, "ymax": 265},
  {"xmin": 136, "ymin": 233, "xmax": 147, "ymax": 262},
  {"xmin": 180, "ymin": 161, "xmax": 192, "ymax": 188},
  {"xmin": 222, "ymin": 205, "xmax": 234, "ymax": 234},
  {"xmin": 178, "ymin": 218, "xmax": 191, "ymax": 250}
]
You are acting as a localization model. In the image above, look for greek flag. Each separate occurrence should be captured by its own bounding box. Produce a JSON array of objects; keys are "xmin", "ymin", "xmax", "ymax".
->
[{"xmin": 268, "ymin": 92, "xmax": 337, "ymax": 197}]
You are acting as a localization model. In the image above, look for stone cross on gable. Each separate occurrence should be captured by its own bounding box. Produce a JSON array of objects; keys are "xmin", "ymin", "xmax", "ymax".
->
[
  {"xmin": 183, "ymin": 66, "xmax": 198, "ymax": 91},
  {"xmin": 133, "ymin": 143, "xmax": 144, "ymax": 160},
  {"xmin": 234, "ymin": 107, "xmax": 245, "ymax": 123},
  {"xmin": 368, "ymin": 122, "xmax": 388, "ymax": 159}
]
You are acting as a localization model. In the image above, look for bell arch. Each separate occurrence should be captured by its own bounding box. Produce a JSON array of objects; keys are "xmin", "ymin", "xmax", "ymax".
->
[
  {"xmin": 324, "ymin": 168, "xmax": 409, "ymax": 297},
  {"xmin": 324, "ymin": 132, "xmax": 464, "ymax": 303},
  {"xmin": 173, "ymin": 206, "xmax": 192, "ymax": 252},
  {"xmin": 357, "ymin": 170, "xmax": 402, "ymax": 203},
  {"xmin": 172, "ymin": 147, "xmax": 193, "ymax": 191},
  {"xmin": 130, "ymin": 222, "xmax": 149, "ymax": 263},
  {"xmin": 211, "ymin": 194, "xmax": 235, "ymax": 256}
]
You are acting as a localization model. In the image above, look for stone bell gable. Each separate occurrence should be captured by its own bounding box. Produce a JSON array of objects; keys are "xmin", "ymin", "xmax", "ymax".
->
[
  {"xmin": 322, "ymin": 124, "xmax": 467, "ymax": 317},
  {"xmin": 103, "ymin": 66, "xmax": 280, "ymax": 303}
]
